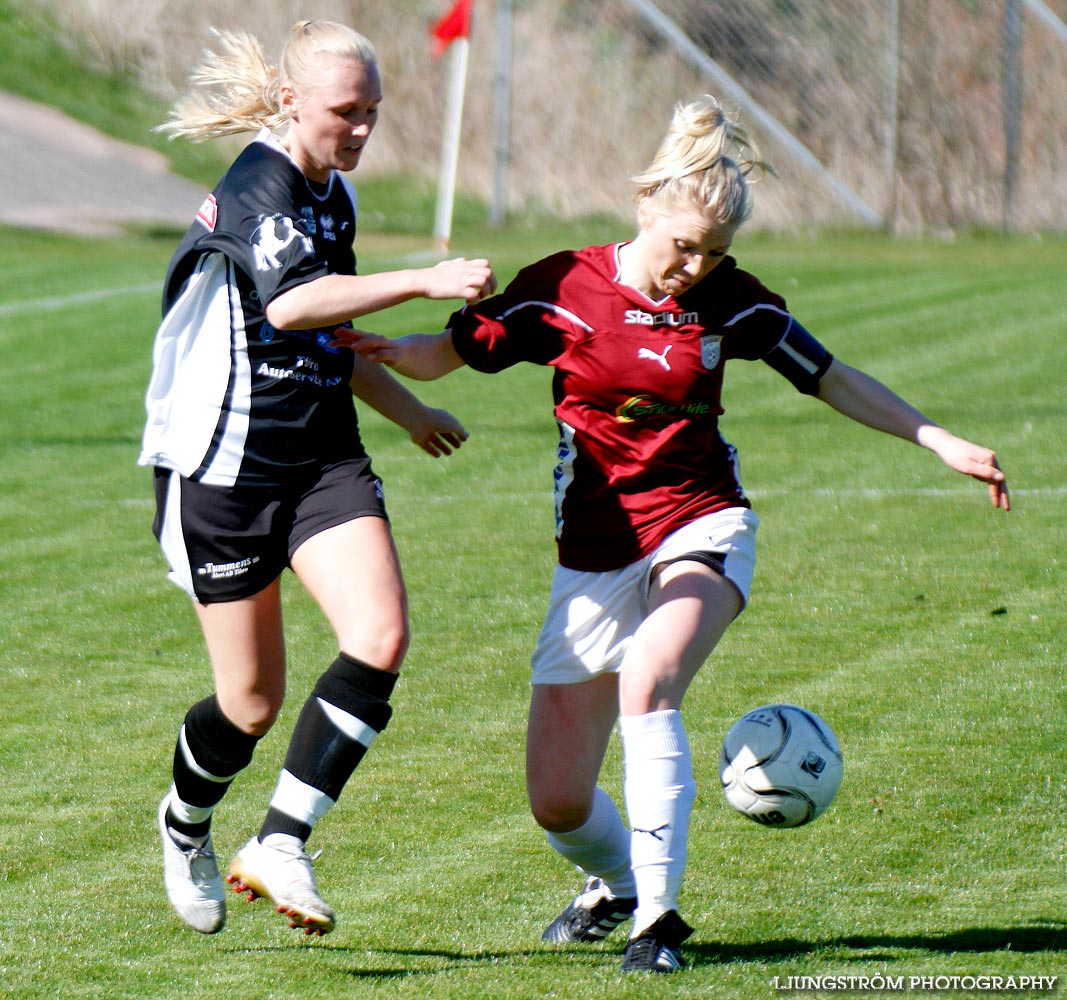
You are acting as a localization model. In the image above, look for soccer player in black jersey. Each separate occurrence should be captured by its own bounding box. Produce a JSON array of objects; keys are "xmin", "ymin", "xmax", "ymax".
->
[{"xmin": 142, "ymin": 21, "xmax": 496, "ymax": 936}]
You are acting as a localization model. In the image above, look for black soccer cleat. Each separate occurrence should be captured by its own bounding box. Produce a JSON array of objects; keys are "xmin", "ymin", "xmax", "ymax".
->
[
  {"xmin": 620, "ymin": 909, "xmax": 694, "ymax": 973},
  {"xmin": 541, "ymin": 876, "xmax": 637, "ymax": 944}
]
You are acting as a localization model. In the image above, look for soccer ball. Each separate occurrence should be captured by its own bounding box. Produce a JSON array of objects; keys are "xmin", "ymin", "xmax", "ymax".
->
[{"xmin": 719, "ymin": 704, "xmax": 843, "ymax": 828}]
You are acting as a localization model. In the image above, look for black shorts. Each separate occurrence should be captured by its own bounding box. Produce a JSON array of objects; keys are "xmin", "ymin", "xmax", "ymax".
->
[{"xmin": 152, "ymin": 459, "xmax": 388, "ymax": 603}]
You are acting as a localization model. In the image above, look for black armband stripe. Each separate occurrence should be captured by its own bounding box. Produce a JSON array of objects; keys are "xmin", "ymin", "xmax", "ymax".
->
[{"xmin": 763, "ymin": 317, "xmax": 833, "ymax": 395}]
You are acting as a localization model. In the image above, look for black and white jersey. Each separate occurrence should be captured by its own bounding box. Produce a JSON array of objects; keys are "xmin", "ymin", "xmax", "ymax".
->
[{"xmin": 140, "ymin": 129, "xmax": 365, "ymax": 487}]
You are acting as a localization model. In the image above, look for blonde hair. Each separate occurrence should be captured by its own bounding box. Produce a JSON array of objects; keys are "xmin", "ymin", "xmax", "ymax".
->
[
  {"xmin": 157, "ymin": 20, "xmax": 377, "ymax": 142},
  {"xmin": 631, "ymin": 96, "xmax": 772, "ymax": 228}
]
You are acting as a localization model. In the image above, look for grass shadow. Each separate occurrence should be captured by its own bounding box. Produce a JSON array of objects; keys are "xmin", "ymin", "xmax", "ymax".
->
[
  {"xmin": 225, "ymin": 924, "xmax": 1067, "ymax": 981},
  {"xmin": 687, "ymin": 923, "xmax": 1067, "ymax": 965}
]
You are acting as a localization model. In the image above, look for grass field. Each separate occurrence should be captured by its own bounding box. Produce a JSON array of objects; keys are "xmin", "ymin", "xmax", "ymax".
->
[{"xmin": 1, "ymin": 219, "xmax": 1065, "ymax": 1000}]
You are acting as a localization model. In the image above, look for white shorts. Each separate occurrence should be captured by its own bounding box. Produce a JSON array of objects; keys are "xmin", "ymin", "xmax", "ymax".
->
[{"xmin": 530, "ymin": 506, "xmax": 759, "ymax": 686}]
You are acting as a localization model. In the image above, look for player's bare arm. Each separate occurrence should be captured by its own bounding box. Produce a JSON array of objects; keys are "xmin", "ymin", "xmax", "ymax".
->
[
  {"xmin": 349, "ymin": 351, "xmax": 468, "ymax": 456},
  {"xmin": 266, "ymin": 258, "xmax": 496, "ymax": 330},
  {"xmin": 335, "ymin": 329, "xmax": 467, "ymax": 381},
  {"xmin": 817, "ymin": 358, "xmax": 1009, "ymax": 510}
]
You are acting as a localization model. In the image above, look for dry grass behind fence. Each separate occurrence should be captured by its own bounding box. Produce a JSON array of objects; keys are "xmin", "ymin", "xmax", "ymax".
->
[{"xmin": 26, "ymin": 0, "xmax": 1067, "ymax": 232}]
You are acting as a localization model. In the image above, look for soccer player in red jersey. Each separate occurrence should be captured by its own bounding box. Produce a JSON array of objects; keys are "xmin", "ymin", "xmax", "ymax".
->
[{"xmin": 342, "ymin": 96, "xmax": 1009, "ymax": 972}]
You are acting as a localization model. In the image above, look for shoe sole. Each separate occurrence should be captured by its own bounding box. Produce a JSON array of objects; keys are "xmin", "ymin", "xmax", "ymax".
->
[{"xmin": 226, "ymin": 856, "xmax": 336, "ymax": 936}]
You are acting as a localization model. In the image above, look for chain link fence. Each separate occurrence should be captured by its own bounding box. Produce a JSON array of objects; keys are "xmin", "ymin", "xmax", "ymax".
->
[{"xmin": 27, "ymin": 0, "xmax": 1067, "ymax": 232}]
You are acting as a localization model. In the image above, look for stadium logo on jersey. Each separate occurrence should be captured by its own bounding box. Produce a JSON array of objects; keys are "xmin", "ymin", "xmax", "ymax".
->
[
  {"xmin": 195, "ymin": 194, "xmax": 218, "ymax": 231},
  {"xmin": 301, "ymin": 206, "xmax": 317, "ymax": 234},
  {"xmin": 251, "ymin": 214, "xmax": 314, "ymax": 271},
  {"xmin": 320, "ymin": 215, "xmax": 337, "ymax": 241},
  {"xmin": 624, "ymin": 308, "xmax": 700, "ymax": 328},
  {"xmin": 701, "ymin": 335, "xmax": 722, "ymax": 370},
  {"xmin": 615, "ymin": 395, "xmax": 711, "ymax": 423}
]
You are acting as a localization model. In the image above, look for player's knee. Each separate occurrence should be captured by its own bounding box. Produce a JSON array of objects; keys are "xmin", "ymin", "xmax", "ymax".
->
[
  {"xmin": 618, "ymin": 668, "xmax": 671, "ymax": 714},
  {"xmin": 529, "ymin": 788, "xmax": 590, "ymax": 834},
  {"xmin": 218, "ymin": 690, "xmax": 284, "ymax": 737},
  {"xmin": 339, "ymin": 616, "xmax": 409, "ymax": 672}
]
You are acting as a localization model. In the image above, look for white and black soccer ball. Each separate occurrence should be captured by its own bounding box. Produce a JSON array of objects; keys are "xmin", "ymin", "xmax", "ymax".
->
[{"xmin": 719, "ymin": 703, "xmax": 843, "ymax": 828}]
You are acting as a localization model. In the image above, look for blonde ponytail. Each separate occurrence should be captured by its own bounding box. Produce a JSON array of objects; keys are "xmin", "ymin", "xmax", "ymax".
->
[
  {"xmin": 631, "ymin": 96, "xmax": 772, "ymax": 227},
  {"xmin": 157, "ymin": 29, "xmax": 283, "ymax": 142},
  {"xmin": 157, "ymin": 20, "xmax": 378, "ymax": 143}
]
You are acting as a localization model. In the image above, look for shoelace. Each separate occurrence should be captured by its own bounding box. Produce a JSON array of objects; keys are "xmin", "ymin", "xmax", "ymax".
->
[
  {"xmin": 181, "ymin": 843, "xmax": 218, "ymax": 885},
  {"xmin": 627, "ymin": 936, "xmax": 659, "ymax": 963}
]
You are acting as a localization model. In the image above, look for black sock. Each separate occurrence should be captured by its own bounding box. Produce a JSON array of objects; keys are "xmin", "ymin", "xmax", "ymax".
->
[
  {"xmin": 167, "ymin": 695, "xmax": 260, "ymax": 838},
  {"xmin": 258, "ymin": 653, "xmax": 397, "ymax": 843}
]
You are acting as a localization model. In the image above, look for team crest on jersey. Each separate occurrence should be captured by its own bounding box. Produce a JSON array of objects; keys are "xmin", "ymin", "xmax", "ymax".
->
[
  {"xmin": 700, "ymin": 335, "xmax": 723, "ymax": 369},
  {"xmin": 251, "ymin": 214, "xmax": 314, "ymax": 271}
]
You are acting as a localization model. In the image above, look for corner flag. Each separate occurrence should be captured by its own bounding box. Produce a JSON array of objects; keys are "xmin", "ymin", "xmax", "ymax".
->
[
  {"xmin": 431, "ymin": 0, "xmax": 472, "ymax": 57},
  {"xmin": 430, "ymin": 0, "xmax": 473, "ymax": 249}
]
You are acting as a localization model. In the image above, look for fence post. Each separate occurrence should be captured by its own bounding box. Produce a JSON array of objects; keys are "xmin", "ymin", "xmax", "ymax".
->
[
  {"xmin": 489, "ymin": 0, "xmax": 513, "ymax": 227},
  {"xmin": 1001, "ymin": 0, "xmax": 1023, "ymax": 233},
  {"xmin": 886, "ymin": 0, "xmax": 901, "ymax": 233}
]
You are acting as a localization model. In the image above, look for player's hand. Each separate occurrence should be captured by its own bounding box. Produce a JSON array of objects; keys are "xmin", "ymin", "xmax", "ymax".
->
[
  {"xmin": 333, "ymin": 327, "xmax": 395, "ymax": 362},
  {"xmin": 931, "ymin": 433, "xmax": 1011, "ymax": 511},
  {"xmin": 408, "ymin": 406, "xmax": 469, "ymax": 457},
  {"xmin": 423, "ymin": 257, "xmax": 497, "ymax": 304}
]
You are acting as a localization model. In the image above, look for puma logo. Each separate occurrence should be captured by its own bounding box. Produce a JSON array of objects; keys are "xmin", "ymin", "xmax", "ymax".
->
[
  {"xmin": 632, "ymin": 823, "xmax": 670, "ymax": 841},
  {"xmin": 638, "ymin": 345, "xmax": 673, "ymax": 371}
]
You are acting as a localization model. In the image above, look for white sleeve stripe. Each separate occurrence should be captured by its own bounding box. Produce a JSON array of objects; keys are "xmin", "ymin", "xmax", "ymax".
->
[
  {"xmin": 497, "ymin": 300, "xmax": 594, "ymax": 332},
  {"xmin": 763, "ymin": 315, "xmax": 821, "ymax": 374},
  {"xmin": 317, "ymin": 697, "xmax": 379, "ymax": 748},
  {"xmin": 724, "ymin": 302, "xmax": 791, "ymax": 327},
  {"xmin": 776, "ymin": 339, "xmax": 821, "ymax": 375}
]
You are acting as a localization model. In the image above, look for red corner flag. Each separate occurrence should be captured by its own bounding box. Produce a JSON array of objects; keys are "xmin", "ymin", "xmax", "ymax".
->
[{"xmin": 430, "ymin": 0, "xmax": 472, "ymax": 57}]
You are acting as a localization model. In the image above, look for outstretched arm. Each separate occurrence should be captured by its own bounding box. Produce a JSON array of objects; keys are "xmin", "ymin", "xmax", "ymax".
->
[
  {"xmin": 266, "ymin": 258, "xmax": 497, "ymax": 330},
  {"xmin": 334, "ymin": 328, "xmax": 466, "ymax": 381},
  {"xmin": 350, "ymin": 351, "xmax": 467, "ymax": 457},
  {"xmin": 816, "ymin": 358, "xmax": 1010, "ymax": 510}
]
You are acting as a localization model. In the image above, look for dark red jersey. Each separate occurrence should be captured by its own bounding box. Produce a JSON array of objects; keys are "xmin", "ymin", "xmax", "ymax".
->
[{"xmin": 449, "ymin": 243, "xmax": 832, "ymax": 571}]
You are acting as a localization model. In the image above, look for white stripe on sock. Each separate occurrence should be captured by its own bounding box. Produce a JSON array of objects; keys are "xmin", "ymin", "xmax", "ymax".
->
[
  {"xmin": 270, "ymin": 768, "xmax": 336, "ymax": 827},
  {"xmin": 317, "ymin": 697, "xmax": 379, "ymax": 748}
]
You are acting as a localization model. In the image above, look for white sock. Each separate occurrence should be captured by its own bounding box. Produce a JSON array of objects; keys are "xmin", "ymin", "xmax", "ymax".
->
[
  {"xmin": 620, "ymin": 709, "xmax": 695, "ymax": 935},
  {"xmin": 546, "ymin": 786, "xmax": 637, "ymax": 898}
]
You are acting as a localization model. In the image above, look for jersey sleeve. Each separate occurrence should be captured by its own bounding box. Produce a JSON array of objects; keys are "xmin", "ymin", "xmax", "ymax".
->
[
  {"xmin": 760, "ymin": 317, "xmax": 834, "ymax": 395},
  {"xmin": 721, "ymin": 268, "xmax": 833, "ymax": 395},
  {"xmin": 180, "ymin": 141, "xmax": 337, "ymax": 310},
  {"xmin": 222, "ymin": 161, "xmax": 331, "ymax": 303},
  {"xmin": 448, "ymin": 254, "xmax": 578, "ymax": 373}
]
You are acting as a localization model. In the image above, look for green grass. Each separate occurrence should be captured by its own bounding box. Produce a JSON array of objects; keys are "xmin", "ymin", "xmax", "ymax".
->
[{"xmin": 1, "ymin": 222, "xmax": 1065, "ymax": 1000}]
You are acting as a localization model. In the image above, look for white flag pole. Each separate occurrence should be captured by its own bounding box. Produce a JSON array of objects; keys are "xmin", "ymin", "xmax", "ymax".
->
[{"xmin": 433, "ymin": 36, "xmax": 470, "ymax": 251}]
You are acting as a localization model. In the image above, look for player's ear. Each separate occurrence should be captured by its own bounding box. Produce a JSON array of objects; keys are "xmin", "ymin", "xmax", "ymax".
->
[
  {"xmin": 635, "ymin": 195, "xmax": 662, "ymax": 234},
  {"xmin": 280, "ymin": 83, "xmax": 299, "ymax": 121}
]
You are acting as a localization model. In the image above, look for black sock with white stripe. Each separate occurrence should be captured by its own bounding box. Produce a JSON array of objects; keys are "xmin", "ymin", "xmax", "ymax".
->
[
  {"xmin": 167, "ymin": 695, "xmax": 261, "ymax": 839},
  {"xmin": 258, "ymin": 653, "xmax": 397, "ymax": 844}
]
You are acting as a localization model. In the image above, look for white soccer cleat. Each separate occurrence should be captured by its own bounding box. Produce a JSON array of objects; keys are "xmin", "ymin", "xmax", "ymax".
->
[
  {"xmin": 226, "ymin": 834, "xmax": 336, "ymax": 936},
  {"xmin": 158, "ymin": 796, "xmax": 226, "ymax": 934}
]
